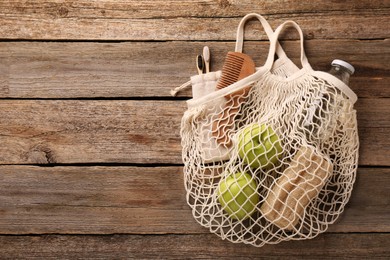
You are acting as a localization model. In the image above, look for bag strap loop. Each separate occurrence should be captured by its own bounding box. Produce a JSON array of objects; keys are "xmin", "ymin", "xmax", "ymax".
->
[
  {"xmin": 235, "ymin": 13, "xmax": 288, "ymax": 60},
  {"xmin": 264, "ymin": 21, "xmax": 312, "ymax": 71},
  {"xmin": 172, "ymin": 13, "xmax": 286, "ymax": 97}
]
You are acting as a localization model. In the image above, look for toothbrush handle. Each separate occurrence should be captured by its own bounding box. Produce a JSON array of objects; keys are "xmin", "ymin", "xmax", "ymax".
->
[{"xmin": 203, "ymin": 46, "xmax": 210, "ymax": 73}]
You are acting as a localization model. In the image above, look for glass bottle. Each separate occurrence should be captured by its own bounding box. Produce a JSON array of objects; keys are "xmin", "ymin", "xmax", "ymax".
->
[
  {"xmin": 303, "ymin": 60, "xmax": 355, "ymax": 143},
  {"xmin": 322, "ymin": 60, "xmax": 355, "ymax": 142}
]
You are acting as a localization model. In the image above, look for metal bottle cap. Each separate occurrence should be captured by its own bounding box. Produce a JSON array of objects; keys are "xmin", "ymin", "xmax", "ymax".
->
[{"xmin": 331, "ymin": 59, "xmax": 355, "ymax": 75}]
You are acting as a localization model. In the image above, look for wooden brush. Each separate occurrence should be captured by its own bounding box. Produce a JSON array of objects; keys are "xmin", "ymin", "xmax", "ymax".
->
[{"xmin": 212, "ymin": 52, "xmax": 255, "ymax": 145}]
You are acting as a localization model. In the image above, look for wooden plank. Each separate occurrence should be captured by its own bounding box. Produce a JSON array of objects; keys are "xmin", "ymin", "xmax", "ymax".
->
[
  {"xmin": 329, "ymin": 168, "xmax": 390, "ymax": 233},
  {"xmin": 356, "ymin": 97, "xmax": 390, "ymax": 166},
  {"xmin": 0, "ymin": 100, "xmax": 183, "ymax": 165},
  {"xmin": 0, "ymin": 233, "xmax": 389, "ymax": 258},
  {"xmin": 0, "ymin": 166, "xmax": 202, "ymax": 234},
  {"xmin": 0, "ymin": 13, "xmax": 388, "ymax": 40},
  {"xmin": 0, "ymin": 40, "xmax": 388, "ymax": 98},
  {"xmin": 1, "ymin": 0, "xmax": 388, "ymax": 19},
  {"xmin": 0, "ymin": 166, "xmax": 388, "ymax": 234},
  {"xmin": 0, "ymin": 99, "xmax": 388, "ymax": 166}
]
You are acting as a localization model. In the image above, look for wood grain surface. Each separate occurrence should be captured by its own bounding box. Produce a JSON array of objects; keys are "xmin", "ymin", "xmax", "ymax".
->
[
  {"xmin": 1, "ymin": 0, "xmax": 388, "ymax": 18},
  {"xmin": 0, "ymin": 99, "xmax": 388, "ymax": 165},
  {"xmin": 0, "ymin": 40, "xmax": 388, "ymax": 98},
  {"xmin": 1, "ymin": 233, "xmax": 389, "ymax": 259},
  {"xmin": 0, "ymin": 0, "xmax": 389, "ymax": 258},
  {"xmin": 0, "ymin": 1, "xmax": 388, "ymax": 41},
  {"xmin": 0, "ymin": 166, "xmax": 388, "ymax": 234}
]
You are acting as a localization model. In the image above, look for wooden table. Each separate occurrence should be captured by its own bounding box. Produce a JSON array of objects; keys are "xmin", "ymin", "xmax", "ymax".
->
[{"xmin": 0, "ymin": 1, "xmax": 389, "ymax": 258}]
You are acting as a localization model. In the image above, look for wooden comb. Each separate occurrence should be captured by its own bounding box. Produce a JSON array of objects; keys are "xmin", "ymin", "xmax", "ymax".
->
[{"xmin": 212, "ymin": 52, "xmax": 255, "ymax": 145}]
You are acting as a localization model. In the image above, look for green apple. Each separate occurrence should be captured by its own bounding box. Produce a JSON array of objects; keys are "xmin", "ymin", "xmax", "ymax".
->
[
  {"xmin": 217, "ymin": 172, "xmax": 259, "ymax": 220},
  {"xmin": 237, "ymin": 123, "xmax": 283, "ymax": 169}
]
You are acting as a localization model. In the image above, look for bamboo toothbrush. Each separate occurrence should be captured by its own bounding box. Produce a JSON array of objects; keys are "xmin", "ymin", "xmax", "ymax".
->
[
  {"xmin": 203, "ymin": 46, "xmax": 210, "ymax": 73},
  {"xmin": 212, "ymin": 51, "xmax": 255, "ymax": 145}
]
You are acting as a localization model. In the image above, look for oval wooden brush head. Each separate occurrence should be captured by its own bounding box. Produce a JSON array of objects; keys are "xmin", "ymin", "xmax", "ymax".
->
[
  {"xmin": 213, "ymin": 52, "xmax": 255, "ymax": 146},
  {"xmin": 216, "ymin": 52, "xmax": 255, "ymax": 93}
]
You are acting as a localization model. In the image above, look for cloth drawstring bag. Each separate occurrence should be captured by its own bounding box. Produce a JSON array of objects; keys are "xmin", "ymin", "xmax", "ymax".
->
[{"xmin": 180, "ymin": 15, "xmax": 359, "ymax": 247}]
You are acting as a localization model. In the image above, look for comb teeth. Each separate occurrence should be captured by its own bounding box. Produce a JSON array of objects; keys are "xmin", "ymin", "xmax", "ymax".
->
[
  {"xmin": 212, "ymin": 51, "xmax": 255, "ymax": 145},
  {"xmin": 216, "ymin": 52, "xmax": 255, "ymax": 90}
]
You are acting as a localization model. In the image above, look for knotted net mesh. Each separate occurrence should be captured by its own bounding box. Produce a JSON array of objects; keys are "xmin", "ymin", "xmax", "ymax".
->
[{"xmin": 181, "ymin": 70, "xmax": 359, "ymax": 247}]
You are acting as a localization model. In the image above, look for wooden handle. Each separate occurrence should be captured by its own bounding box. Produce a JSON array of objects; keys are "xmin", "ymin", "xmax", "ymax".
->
[{"xmin": 212, "ymin": 89, "xmax": 249, "ymax": 146}]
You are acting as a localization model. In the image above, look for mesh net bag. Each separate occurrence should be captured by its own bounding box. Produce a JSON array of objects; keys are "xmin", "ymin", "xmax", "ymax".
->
[{"xmin": 180, "ymin": 19, "xmax": 359, "ymax": 247}]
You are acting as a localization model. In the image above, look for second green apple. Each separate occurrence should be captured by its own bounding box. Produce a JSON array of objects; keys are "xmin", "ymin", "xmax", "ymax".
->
[
  {"xmin": 217, "ymin": 172, "xmax": 259, "ymax": 220},
  {"xmin": 237, "ymin": 123, "xmax": 283, "ymax": 169}
]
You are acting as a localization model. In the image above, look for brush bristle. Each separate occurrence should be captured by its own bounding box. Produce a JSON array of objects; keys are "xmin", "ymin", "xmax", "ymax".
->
[{"xmin": 216, "ymin": 53, "xmax": 247, "ymax": 90}]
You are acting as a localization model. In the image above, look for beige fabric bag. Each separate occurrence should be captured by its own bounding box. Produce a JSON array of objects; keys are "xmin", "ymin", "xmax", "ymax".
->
[{"xmin": 180, "ymin": 17, "xmax": 359, "ymax": 247}]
